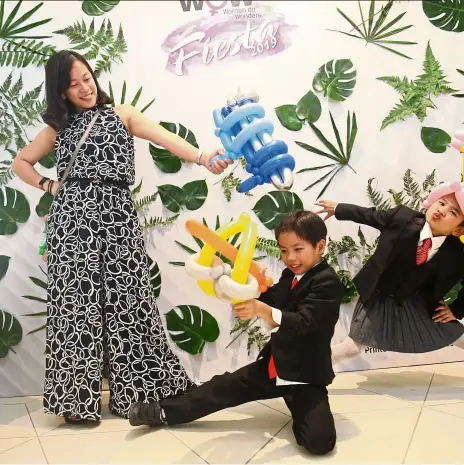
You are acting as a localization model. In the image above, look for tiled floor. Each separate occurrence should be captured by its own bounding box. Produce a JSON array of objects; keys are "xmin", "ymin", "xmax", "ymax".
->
[{"xmin": 1, "ymin": 362, "xmax": 463, "ymax": 464}]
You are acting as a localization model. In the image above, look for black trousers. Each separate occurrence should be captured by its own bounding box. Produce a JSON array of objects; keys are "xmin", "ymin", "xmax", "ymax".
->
[{"xmin": 160, "ymin": 357, "xmax": 336, "ymax": 455}]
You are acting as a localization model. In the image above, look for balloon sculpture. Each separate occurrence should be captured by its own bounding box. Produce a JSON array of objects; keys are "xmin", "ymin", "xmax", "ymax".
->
[
  {"xmin": 451, "ymin": 129, "xmax": 464, "ymax": 182},
  {"xmin": 210, "ymin": 89, "xmax": 295, "ymax": 193},
  {"xmin": 184, "ymin": 213, "xmax": 273, "ymax": 303}
]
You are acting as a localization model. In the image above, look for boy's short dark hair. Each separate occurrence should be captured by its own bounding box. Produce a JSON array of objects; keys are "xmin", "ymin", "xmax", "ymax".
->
[{"xmin": 275, "ymin": 210, "xmax": 327, "ymax": 247}]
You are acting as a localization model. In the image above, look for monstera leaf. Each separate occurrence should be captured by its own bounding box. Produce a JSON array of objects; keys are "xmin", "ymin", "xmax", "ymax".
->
[
  {"xmin": 165, "ymin": 305, "xmax": 220, "ymax": 355},
  {"xmin": 0, "ymin": 187, "xmax": 30, "ymax": 235},
  {"xmin": 253, "ymin": 191, "xmax": 304, "ymax": 230},
  {"xmin": 147, "ymin": 256, "xmax": 161, "ymax": 299},
  {"xmin": 150, "ymin": 122, "xmax": 198, "ymax": 173},
  {"xmin": 82, "ymin": 0, "xmax": 120, "ymax": 16},
  {"xmin": 35, "ymin": 192, "xmax": 53, "ymax": 217},
  {"xmin": 422, "ymin": 0, "xmax": 464, "ymax": 32},
  {"xmin": 313, "ymin": 59, "xmax": 357, "ymax": 102},
  {"xmin": 0, "ymin": 255, "xmax": 10, "ymax": 281},
  {"xmin": 0, "ymin": 309, "xmax": 22, "ymax": 358},
  {"xmin": 421, "ymin": 127, "xmax": 451, "ymax": 153},
  {"xmin": 38, "ymin": 151, "xmax": 56, "ymax": 169}
]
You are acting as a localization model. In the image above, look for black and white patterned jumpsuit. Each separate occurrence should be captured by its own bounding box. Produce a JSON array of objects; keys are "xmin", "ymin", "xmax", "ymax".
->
[{"xmin": 44, "ymin": 105, "xmax": 193, "ymax": 420}]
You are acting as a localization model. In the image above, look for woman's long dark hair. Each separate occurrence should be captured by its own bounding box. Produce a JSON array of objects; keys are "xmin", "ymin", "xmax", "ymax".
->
[{"xmin": 42, "ymin": 50, "xmax": 112, "ymax": 131}]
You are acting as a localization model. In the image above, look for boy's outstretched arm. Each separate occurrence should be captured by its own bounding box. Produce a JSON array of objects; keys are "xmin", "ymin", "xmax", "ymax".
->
[{"xmin": 315, "ymin": 200, "xmax": 401, "ymax": 231}]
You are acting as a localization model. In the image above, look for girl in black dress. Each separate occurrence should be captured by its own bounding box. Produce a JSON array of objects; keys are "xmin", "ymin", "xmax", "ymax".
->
[{"xmin": 316, "ymin": 182, "xmax": 464, "ymax": 365}]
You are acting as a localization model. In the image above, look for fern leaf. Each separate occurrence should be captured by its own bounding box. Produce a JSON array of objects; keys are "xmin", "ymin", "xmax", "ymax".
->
[
  {"xmin": 256, "ymin": 237, "xmax": 280, "ymax": 258},
  {"xmin": 367, "ymin": 178, "xmax": 391, "ymax": 210},
  {"xmin": 134, "ymin": 192, "xmax": 158, "ymax": 211},
  {"xmin": 140, "ymin": 214, "xmax": 179, "ymax": 231},
  {"xmin": 377, "ymin": 75, "xmax": 413, "ymax": 95}
]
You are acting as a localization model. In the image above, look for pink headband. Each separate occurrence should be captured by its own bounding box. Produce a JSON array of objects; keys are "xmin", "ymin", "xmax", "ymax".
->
[{"xmin": 423, "ymin": 181, "xmax": 464, "ymax": 213}]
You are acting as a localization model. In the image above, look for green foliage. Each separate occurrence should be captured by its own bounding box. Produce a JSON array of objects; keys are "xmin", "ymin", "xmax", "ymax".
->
[
  {"xmin": 367, "ymin": 169, "xmax": 438, "ymax": 211},
  {"xmin": 325, "ymin": 227, "xmax": 379, "ymax": 303},
  {"xmin": 0, "ymin": 0, "xmax": 55, "ymax": 68},
  {"xmin": 452, "ymin": 69, "xmax": 464, "ymax": 98},
  {"xmin": 0, "ymin": 186, "xmax": 30, "ymax": 235},
  {"xmin": 312, "ymin": 59, "xmax": 357, "ymax": 102},
  {"xmin": 0, "ymin": 255, "xmax": 10, "ymax": 281},
  {"xmin": 0, "ymin": 308, "xmax": 22, "ymax": 357},
  {"xmin": 378, "ymin": 42, "xmax": 456, "ymax": 130},
  {"xmin": 21, "ymin": 266, "xmax": 47, "ymax": 335},
  {"xmin": 0, "ymin": 71, "xmax": 45, "ymax": 162},
  {"xmin": 230, "ymin": 318, "xmax": 269, "ymax": 355},
  {"xmin": 422, "ymin": 0, "xmax": 464, "ymax": 33},
  {"xmin": 134, "ymin": 193, "xmax": 158, "ymax": 212},
  {"xmin": 150, "ymin": 122, "xmax": 197, "ymax": 173},
  {"xmin": 253, "ymin": 191, "xmax": 304, "ymax": 230},
  {"xmin": 331, "ymin": 0, "xmax": 416, "ymax": 59},
  {"xmin": 0, "ymin": 160, "xmax": 13, "ymax": 187},
  {"xmin": 140, "ymin": 214, "xmax": 179, "ymax": 232},
  {"xmin": 256, "ymin": 237, "xmax": 280, "ymax": 258},
  {"xmin": 108, "ymin": 80, "xmax": 155, "ymax": 113},
  {"xmin": 82, "ymin": 0, "xmax": 120, "ymax": 16},
  {"xmin": 275, "ymin": 90, "xmax": 321, "ymax": 131},
  {"xmin": 420, "ymin": 127, "xmax": 451, "ymax": 153},
  {"xmin": 54, "ymin": 18, "xmax": 127, "ymax": 76},
  {"xmin": 165, "ymin": 305, "xmax": 220, "ymax": 355},
  {"xmin": 296, "ymin": 111, "xmax": 358, "ymax": 199},
  {"xmin": 147, "ymin": 255, "xmax": 161, "ymax": 299}
]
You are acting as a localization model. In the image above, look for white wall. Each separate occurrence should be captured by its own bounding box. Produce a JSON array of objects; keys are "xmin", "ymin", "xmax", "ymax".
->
[{"xmin": 1, "ymin": 0, "xmax": 463, "ymax": 397}]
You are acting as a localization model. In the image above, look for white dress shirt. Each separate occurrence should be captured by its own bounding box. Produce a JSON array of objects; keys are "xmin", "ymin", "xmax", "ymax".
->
[{"xmin": 419, "ymin": 221, "xmax": 446, "ymax": 262}]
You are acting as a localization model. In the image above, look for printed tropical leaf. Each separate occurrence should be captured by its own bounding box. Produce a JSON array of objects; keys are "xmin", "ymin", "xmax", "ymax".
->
[
  {"xmin": 22, "ymin": 267, "xmax": 47, "ymax": 335},
  {"xmin": 422, "ymin": 0, "xmax": 464, "ymax": 33},
  {"xmin": 54, "ymin": 18, "xmax": 127, "ymax": 76},
  {"xmin": 0, "ymin": 255, "xmax": 10, "ymax": 281},
  {"xmin": 445, "ymin": 282, "xmax": 463, "ymax": 305},
  {"xmin": 420, "ymin": 127, "xmax": 451, "ymax": 153},
  {"xmin": 453, "ymin": 69, "xmax": 464, "ymax": 97},
  {"xmin": 108, "ymin": 80, "xmax": 155, "ymax": 113},
  {"xmin": 330, "ymin": 0, "xmax": 416, "ymax": 59},
  {"xmin": 165, "ymin": 305, "xmax": 220, "ymax": 355},
  {"xmin": 0, "ymin": 71, "xmax": 46, "ymax": 159},
  {"xmin": 147, "ymin": 255, "xmax": 161, "ymax": 299},
  {"xmin": 378, "ymin": 42, "xmax": 456, "ymax": 129},
  {"xmin": 296, "ymin": 111, "xmax": 358, "ymax": 199},
  {"xmin": 312, "ymin": 59, "xmax": 357, "ymax": 102},
  {"xmin": 275, "ymin": 104, "xmax": 303, "ymax": 131},
  {"xmin": 157, "ymin": 180, "xmax": 207, "ymax": 213},
  {"xmin": 0, "ymin": 309, "xmax": 22, "ymax": 357},
  {"xmin": 35, "ymin": 192, "xmax": 53, "ymax": 217},
  {"xmin": 150, "ymin": 122, "xmax": 197, "ymax": 173},
  {"xmin": 38, "ymin": 151, "xmax": 56, "ymax": 169},
  {"xmin": 0, "ymin": 0, "xmax": 55, "ymax": 68},
  {"xmin": 0, "ymin": 186, "xmax": 30, "ymax": 235},
  {"xmin": 367, "ymin": 169, "xmax": 437, "ymax": 212},
  {"xmin": 82, "ymin": 0, "xmax": 120, "ymax": 16},
  {"xmin": 252, "ymin": 191, "xmax": 304, "ymax": 230},
  {"xmin": 295, "ymin": 90, "xmax": 321, "ymax": 123},
  {"xmin": 0, "ymin": 160, "xmax": 13, "ymax": 187}
]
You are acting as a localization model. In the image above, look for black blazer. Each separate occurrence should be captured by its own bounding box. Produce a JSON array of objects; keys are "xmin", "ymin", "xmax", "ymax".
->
[
  {"xmin": 335, "ymin": 203, "xmax": 464, "ymax": 320},
  {"xmin": 257, "ymin": 261, "xmax": 343, "ymax": 386}
]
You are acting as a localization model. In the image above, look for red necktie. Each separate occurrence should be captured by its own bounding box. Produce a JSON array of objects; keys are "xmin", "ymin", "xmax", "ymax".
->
[
  {"xmin": 416, "ymin": 238, "xmax": 432, "ymax": 265},
  {"xmin": 268, "ymin": 277, "xmax": 298, "ymax": 379}
]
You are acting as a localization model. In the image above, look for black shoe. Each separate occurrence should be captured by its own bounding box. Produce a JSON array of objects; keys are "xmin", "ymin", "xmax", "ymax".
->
[{"xmin": 129, "ymin": 401, "xmax": 164, "ymax": 427}]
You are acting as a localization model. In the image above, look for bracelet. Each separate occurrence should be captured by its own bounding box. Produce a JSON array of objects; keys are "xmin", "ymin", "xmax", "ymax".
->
[
  {"xmin": 47, "ymin": 180, "xmax": 54, "ymax": 195},
  {"xmin": 195, "ymin": 150, "xmax": 204, "ymax": 165},
  {"xmin": 39, "ymin": 177, "xmax": 49, "ymax": 191}
]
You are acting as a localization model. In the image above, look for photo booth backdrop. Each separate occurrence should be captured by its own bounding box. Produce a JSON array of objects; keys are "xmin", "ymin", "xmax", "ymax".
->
[{"xmin": 1, "ymin": 0, "xmax": 464, "ymax": 397}]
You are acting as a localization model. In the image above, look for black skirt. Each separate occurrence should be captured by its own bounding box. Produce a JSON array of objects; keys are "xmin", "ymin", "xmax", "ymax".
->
[{"xmin": 349, "ymin": 291, "xmax": 464, "ymax": 353}]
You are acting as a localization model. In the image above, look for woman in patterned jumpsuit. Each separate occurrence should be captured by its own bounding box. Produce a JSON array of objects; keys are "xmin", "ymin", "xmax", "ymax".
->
[{"xmin": 12, "ymin": 50, "xmax": 231, "ymax": 423}]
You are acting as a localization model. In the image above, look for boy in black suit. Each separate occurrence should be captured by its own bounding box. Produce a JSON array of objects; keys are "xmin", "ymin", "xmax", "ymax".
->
[
  {"xmin": 129, "ymin": 210, "xmax": 344, "ymax": 455},
  {"xmin": 316, "ymin": 181, "xmax": 464, "ymax": 365}
]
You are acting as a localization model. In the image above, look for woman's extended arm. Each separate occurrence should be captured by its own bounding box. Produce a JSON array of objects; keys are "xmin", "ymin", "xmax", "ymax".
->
[{"xmin": 115, "ymin": 104, "xmax": 232, "ymax": 174}]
